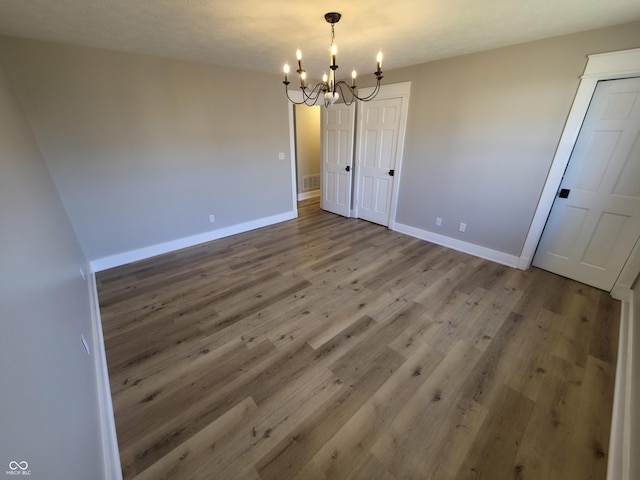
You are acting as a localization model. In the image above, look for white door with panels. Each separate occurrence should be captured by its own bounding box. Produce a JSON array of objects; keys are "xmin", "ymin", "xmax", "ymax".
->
[
  {"xmin": 533, "ymin": 77, "xmax": 640, "ymax": 291},
  {"xmin": 321, "ymin": 103, "xmax": 355, "ymax": 217},
  {"xmin": 355, "ymin": 96, "xmax": 404, "ymax": 226}
]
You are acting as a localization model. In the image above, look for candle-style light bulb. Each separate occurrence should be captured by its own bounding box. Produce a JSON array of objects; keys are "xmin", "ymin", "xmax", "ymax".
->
[
  {"xmin": 351, "ymin": 69, "xmax": 357, "ymax": 87},
  {"xmin": 330, "ymin": 44, "xmax": 337, "ymax": 67},
  {"xmin": 376, "ymin": 52, "xmax": 383, "ymax": 73},
  {"xmin": 322, "ymin": 73, "xmax": 328, "ymax": 84},
  {"xmin": 283, "ymin": 63, "xmax": 290, "ymax": 83},
  {"xmin": 296, "ymin": 49, "xmax": 303, "ymax": 72},
  {"xmin": 300, "ymin": 71, "xmax": 307, "ymax": 88}
]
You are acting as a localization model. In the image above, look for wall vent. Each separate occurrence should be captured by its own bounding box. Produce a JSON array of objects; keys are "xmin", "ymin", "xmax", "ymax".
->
[{"xmin": 303, "ymin": 175, "xmax": 320, "ymax": 191}]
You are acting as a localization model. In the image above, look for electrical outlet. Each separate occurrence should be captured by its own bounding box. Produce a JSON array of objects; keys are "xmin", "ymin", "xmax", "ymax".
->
[
  {"xmin": 436, "ymin": 217, "xmax": 442, "ymax": 226},
  {"xmin": 278, "ymin": 152, "xmax": 285, "ymax": 160},
  {"xmin": 459, "ymin": 222, "xmax": 467, "ymax": 233},
  {"xmin": 209, "ymin": 214, "xmax": 215, "ymax": 223}
]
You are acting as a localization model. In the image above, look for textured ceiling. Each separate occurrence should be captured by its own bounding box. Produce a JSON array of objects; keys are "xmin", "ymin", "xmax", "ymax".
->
[{"xmin": 0, "ymin": 0, "xmax": 639, "ymax": 83}]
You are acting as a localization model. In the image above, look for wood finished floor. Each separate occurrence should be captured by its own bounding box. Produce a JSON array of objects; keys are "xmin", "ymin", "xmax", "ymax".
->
[{"xmin": 97, "ymin": 198, "xmax": 620, "ymax": 480}]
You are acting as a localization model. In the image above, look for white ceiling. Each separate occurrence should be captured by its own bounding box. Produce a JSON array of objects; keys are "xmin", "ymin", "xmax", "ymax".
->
[{"xmin": 0, "ymin": 0, "xmax": 639, "ymax": 83}]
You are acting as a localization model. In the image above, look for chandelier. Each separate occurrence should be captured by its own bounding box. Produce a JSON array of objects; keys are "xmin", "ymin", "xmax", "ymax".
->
[{"xmin": 282, "ymin": 12, "xmax": 383, "ymax": 107}]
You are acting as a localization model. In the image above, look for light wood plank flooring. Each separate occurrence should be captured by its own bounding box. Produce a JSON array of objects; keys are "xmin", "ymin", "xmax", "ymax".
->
[{"xmin": 97, "ymin": 198, "xmax": 620, "ymax": 479}]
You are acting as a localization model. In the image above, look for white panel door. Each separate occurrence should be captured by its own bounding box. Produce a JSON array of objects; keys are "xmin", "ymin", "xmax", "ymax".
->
[
  {"xmin": 355, "ymin": 97, "xmax": 403, "ymax": 226},
  {"xmin": 533, "ymin": 77, "xmax": 640, "ymax": 291},
  {"xmin": 321, "ymin": 104, "xmax": 355, "ymax": 217}
]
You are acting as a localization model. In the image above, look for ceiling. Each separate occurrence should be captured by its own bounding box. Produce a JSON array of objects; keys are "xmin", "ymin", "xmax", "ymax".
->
[{"xmin": 0, "ymin": 0, "xmax": 639, "ymax": 83}]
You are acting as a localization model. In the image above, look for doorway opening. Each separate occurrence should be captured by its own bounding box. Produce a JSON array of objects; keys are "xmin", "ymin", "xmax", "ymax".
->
[{"xmin": 294, "ymin": 105, "xmax": 321, "ymax": 202}]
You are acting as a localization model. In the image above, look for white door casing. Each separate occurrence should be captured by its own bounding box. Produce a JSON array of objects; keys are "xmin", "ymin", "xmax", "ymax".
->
[
  {"xmin": 321, "ymin": 103, "xmax": 355, "ymax": 217},
  {"xmin": 532, "ymin": 77, "xmax": 640, "ymax": 291},
  {"xmin": 355, "ymin": 97, "xmax": 403, "ymax": 226}
]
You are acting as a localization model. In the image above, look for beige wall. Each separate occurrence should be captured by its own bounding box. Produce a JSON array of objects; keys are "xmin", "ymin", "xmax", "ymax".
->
[
  {"xmin": 381, "ymin": 21, "xmax": 640, "ymax": 256},
  {"xmin": 0, "ymin": 58, "xmax": 104, "ymax": 477},
  {"xmin": 0, "ymin": 37, "xmax": 293, "ymax": 262},
  {"xmin": 1, "ymin": 22, "xmax": 639, "ymax": 263},
  {"xmin": 294, "ymin": 105, "xmax": 321, "ymax": 194}
]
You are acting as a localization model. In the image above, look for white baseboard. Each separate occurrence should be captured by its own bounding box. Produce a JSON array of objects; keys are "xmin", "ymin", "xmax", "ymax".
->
[
  {"xmin": 607, "ymin": 288, "xmax": 636, "ymax": 480},
  {"xmin": 87, "ymin": 264, "xmax": 123, "ymax": 480},
  {"xmin": 393, "ymin": 222, "xmax": 523, "ymax": 269},
  {"xmin": 90, "ymin": 210, "xmax": 297, "ymax": 272},
  {"xmin": 297, "ymin": 190, "xmax": 320, "ymax": 201},
  {"xmin": 611, "ymin": 285, "xmax": 632, "ymax": 302}
]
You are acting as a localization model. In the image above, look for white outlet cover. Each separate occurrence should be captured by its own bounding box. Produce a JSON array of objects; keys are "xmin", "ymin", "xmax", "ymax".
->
[
  {"xmin": 459, "ymin": 222, "xmax": 467, "ymax": 232},
  {"xmin": 278, "ymin": 152, "xmax": 285, "ymax": 160}
]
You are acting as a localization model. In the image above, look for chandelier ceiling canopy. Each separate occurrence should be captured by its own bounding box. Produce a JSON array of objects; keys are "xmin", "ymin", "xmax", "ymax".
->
[{"xmin": 283, "ymin": 12, "xmax": 383, "ymax": 108}]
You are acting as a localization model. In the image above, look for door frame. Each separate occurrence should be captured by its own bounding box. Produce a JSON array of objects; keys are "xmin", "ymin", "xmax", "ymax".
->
[
  {"xmin": 286, "ymin": 90, "xmax": 323, "ymax": 217},
  {"xmin": 519, "ymin": 48, "xmax": 640, "ymax": 299},
  {"xmin": 353, "ymin": 81, "xmax": 411, "ymax": 227}
]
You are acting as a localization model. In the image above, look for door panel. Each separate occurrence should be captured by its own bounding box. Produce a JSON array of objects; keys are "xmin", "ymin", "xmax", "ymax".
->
[
  {"xmin": 613, "ymin": 131, "xmax": 640, "ymax": 197},
  {"xmin": 321, "ymin": 105, "xmax": 355, "ymax": 217},
  {"xmin": 581, "ymin": 212, "xmax": 628, "ymax": 268},
  {"xmin": 533, "ymin": 77, "xmax": 640, "ymax": 290},
  {"xmin": 356, "ymin": 98, "xmax": 403, "ymax": 226},
  {"xmin": 541, "ymin": 205, "xmax": 589, "ymax": 259}
]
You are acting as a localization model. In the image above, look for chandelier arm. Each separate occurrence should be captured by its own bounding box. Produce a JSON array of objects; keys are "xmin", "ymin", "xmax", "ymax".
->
[
  {"xmin": 284, "ymin": 84, "xmax": 322, "ymax": 106},
  {"xmin": 302, "ymin": 83, "xmax": 327, "ymax": 106},
  {"xmin": 284, "ymin": 87, "xmax": 303, "ymax": 105},
  {"xmin": 284, "ymin": 86, "xmax": 308, "ymax": 105},
  {"xmin": 334, "ymin": 82, "xmax": 356, "ymax": 107},
  {"xmin": 335, "ymin": 77, "xmax": 383, "ymax": 103},
  {"xmin": 356, "ymin": 82, "xmax": 381, "ymax": 102},
  {"xmin": 363, "ymin": 78, "xmax": 383, "ymax": 100},
  {"xmin": 284, "ymin": 82, "xmax": 329, "ymax": 106}
]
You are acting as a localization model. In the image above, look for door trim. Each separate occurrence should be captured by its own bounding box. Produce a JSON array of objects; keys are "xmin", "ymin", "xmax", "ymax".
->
[
  {"xmin": 353, "ymin": 81, "xmax": 411, "ymax": 227},
  {"xmin": 519, "ymin": 48, "xmax": 640, "ymax": 297}
]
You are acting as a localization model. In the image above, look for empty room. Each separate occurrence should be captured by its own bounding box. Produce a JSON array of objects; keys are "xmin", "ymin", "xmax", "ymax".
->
[{"xmin": 1, "ymin": 1, "xmax": 640, "ymax": 479}]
